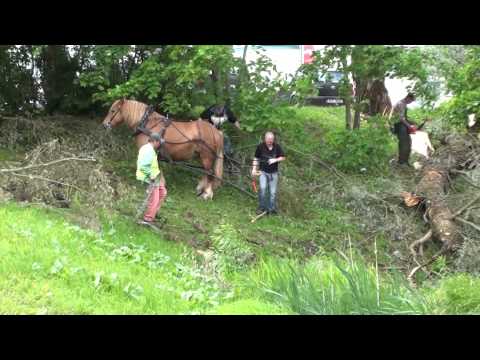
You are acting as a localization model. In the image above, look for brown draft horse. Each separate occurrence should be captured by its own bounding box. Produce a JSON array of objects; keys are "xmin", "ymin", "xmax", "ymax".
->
[{"xmin": 102, "ymin": 99, "xmax": 224, "ymax": 200}]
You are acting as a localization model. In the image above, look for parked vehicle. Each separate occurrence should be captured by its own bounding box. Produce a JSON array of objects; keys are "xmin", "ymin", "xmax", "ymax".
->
[{"xmin": 306, "ymin": 70, "xmax": 345, "ymax": 106}]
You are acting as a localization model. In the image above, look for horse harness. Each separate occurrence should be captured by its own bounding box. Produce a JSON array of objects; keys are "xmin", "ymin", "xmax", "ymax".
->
[
  {"xmin": 133, "ymin": 106, "xmax": 172, "ymax": 140},
  {"xmin": 126, "ymin": 104, "xmax": 219, "ymax": 166}
]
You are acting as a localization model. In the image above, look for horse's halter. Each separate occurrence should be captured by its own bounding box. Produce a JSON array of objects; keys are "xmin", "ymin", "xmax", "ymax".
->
[{"xmin": 104, "ymin": 103, "xmax": 123, "ymax": 130}]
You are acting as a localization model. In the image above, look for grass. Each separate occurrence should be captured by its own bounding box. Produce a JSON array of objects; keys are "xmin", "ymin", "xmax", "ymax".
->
[
  {"xmin": 0, "ymin": 202, "xmax": 231, "ymax": 314},
  {"xmin": 248, "ymin": 255, "xmax": 433, "ymax": 315}
]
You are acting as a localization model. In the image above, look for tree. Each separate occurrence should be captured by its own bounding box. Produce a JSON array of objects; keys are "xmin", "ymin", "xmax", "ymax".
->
[
  {"xmin": 312, "ymin": 45, "xmax": 434, "ymax": 130},
  {"xmin": 427, "ymin": 46, "xmax": 480, "ymax": 125},
  {"xmin": 0, "ymin": 45, "xmax": 38, "ymax": 114},
  {"xmin": 36, "ymin": 45, "xmax": 79, "ymax": 114}
]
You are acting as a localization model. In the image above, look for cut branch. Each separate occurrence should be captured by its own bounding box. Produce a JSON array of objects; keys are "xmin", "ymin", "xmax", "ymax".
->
[
  {"xmin": 0, "ymin": 157, "xmax": 96, "ymax": 173},
  {"xmin": 11, "ymin": 173, "xmax": 88, "ymax": 193}
]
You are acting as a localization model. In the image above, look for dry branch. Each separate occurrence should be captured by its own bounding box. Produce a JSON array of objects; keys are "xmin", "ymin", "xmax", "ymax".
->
[{"xmin": 0, "ymin": 157, "xmax": 96, "ymax": 173}]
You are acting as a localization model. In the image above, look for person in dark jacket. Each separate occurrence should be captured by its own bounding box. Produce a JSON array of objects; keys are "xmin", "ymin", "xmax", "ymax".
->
[
  {"xmin": 390, "ymin": 93, "xmax": 417, "ymax": 167},
  {"xmin": 251, "ymin": 131, "xmax": 286, "ymax": 215},
  {"xmin": 199, "ymin": 104, "xmax": 240, "ymax": 157}
]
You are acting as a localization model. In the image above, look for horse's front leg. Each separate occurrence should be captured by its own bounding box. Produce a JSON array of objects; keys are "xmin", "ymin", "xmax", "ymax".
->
[
  {"xmin": 196, "ymin": 176, "xmax": 207, "ymax": 196},
  {"xmin": 201, "ymin": 181, "xmax": 214, "ymax": 200},
  {"xmin": 199, "ymin": 153, "xmax": 214, "ymax": 200}
]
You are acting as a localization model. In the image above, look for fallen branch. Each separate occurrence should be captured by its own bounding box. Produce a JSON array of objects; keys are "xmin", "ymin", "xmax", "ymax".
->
[
  {"xmin": 455, "ymin": 217, "xmax": 480, "ymax": 232},
  {"xmin": 455, "ymin": 172, "xmax": 480, "ymax": 190},
  {"xmin": 0, "ymin": 157, "xmax": 96, "ymax": 173},
  {"xmin": 450, "ymin": 193, "xmax": 480, "ymax": 219},
  {"xmin": 10, "ymin": 173, "xmax": 88, "ymax": 194},
  {"xmin": 282, "ymin": 145, "xmax": 346, "ymax": 181}
]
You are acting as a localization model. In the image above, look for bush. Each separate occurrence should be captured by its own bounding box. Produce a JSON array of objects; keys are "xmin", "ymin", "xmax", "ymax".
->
[{"xmin": 321, "ymin": 118, "xmax": 395, "ymax": 173}]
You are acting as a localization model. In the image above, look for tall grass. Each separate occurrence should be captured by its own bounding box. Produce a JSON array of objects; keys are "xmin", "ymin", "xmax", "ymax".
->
[{"xmin": 250, "ymin": 255, "xmax": 432, "ymax": 315}]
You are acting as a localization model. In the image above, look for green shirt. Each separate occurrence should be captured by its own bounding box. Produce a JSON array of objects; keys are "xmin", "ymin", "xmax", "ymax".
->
[{"xmin": 136, "ymin": 143, "xmax": 161, "ymax": 183}]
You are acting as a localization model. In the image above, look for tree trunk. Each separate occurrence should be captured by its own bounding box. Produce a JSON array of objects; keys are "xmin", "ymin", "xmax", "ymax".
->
[
  {"xmin": 353, "ymin": 79, "xmax": 367, "ymax": 130},
  {"xmin": 345, "ymin": 100, "xmax": 353, "ymax": 130},
  {"xmin": 367, "ymin": 79, "xmax": 392, "ymax": 116},
  {"xmin": 403, "ymin": 134, "xmax": 480, "ymax": 254}
]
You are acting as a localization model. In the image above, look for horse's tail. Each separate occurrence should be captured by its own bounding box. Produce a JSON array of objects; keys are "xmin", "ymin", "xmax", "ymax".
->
[{"xmin": 212, "ymin": 129, "xmax": 224, "ymax": 189}]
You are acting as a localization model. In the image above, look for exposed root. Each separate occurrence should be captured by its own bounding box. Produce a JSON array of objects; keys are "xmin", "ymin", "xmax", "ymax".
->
[
  {"xmin": 408, "ymin": 248, "xmax": 447, "ymax": 288},
  {"xmin": 409, "ymin": 229, "xmax": 433, "ymax": 259}
]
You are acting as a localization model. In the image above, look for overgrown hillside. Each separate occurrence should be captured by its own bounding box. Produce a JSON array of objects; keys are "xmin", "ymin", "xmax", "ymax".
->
[{"xmin": 1, "ymin": 107, "xmax": 480, "ymax": 314}]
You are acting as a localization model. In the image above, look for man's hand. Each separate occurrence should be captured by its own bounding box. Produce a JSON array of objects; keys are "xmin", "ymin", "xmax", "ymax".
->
[{"xmin": 268, "ymin": 158, "xmax": 278, "ymax": 165}]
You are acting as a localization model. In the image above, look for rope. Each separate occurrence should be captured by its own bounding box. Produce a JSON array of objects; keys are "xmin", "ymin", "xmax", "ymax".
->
[{"xmin": 161, "ymin": 159, "xmax": 256, "ymax": 199}]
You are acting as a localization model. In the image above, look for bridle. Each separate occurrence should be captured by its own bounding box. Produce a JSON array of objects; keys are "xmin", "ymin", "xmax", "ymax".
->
[{"xmin": 104, "ymin": 103, "xmax": 123, "ymax": 130}]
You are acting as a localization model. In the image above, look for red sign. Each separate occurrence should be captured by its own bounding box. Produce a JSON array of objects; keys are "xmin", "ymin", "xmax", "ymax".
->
[{"xmin": 303, "ymin": 45, "xmax": 314, "ymax": 64}]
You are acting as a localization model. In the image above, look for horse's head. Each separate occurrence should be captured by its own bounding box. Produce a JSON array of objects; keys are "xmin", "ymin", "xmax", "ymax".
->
[{"xmin": 103, "ymin": 99, "xmax": 126, "ymax": 130}]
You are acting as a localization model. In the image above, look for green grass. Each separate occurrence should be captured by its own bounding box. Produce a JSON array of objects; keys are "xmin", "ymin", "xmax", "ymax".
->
[
  {"xmin": 0, "ymin": 202, "xmax": 231, "ymax": 314},
  {"xmin": 428, "ymin": 274, "xmax": 480, "ymax": 314},
  {"xmin": 211, "ymin": 299, "xmax": 293, "ymax": 315},
  {"xmin": 248, "ymin": 255, "xmax": 433, "ymax": 315}
]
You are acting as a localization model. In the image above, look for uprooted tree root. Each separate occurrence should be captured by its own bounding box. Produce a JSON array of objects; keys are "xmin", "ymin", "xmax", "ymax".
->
[{"xmin": 402, "ymin": 133, "xmax": 480, "ymax": 285}]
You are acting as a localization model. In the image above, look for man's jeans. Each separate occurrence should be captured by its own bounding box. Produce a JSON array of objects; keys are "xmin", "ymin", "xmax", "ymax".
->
[{"xmin": 259, "ymin": 171, "xmax": 279, "ymax": 212}]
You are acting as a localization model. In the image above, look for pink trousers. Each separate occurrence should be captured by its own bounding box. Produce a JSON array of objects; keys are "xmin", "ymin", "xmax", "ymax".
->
[{"xmin": 143, "ymin": 184, "xmax": 167, "ymax": 222}]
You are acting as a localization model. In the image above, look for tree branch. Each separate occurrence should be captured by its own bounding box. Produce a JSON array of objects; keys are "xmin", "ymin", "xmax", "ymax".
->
[
  {"xmin": 10, "ymin": 173, "xmax": 88, "ymax": 193},
  {"xmin": 0, "ymin": 157, "xmax": 96, "ymax": 173},
  {"xmin": 450, "ymin": 193, "xmax": 480, "ymax": 219},
  {"xmin": 455, "ymin": 217, "xmax": 480, "ymax": 232}
]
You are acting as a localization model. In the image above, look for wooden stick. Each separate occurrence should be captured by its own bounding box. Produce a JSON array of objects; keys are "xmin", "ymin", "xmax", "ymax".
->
[
  {"xmin": 0, "ymin": 157, "xmax": 96, "ymax": 173},
  {"xmin": 251, "ymin": 211, "xmax": 267, "ymax": 223}
]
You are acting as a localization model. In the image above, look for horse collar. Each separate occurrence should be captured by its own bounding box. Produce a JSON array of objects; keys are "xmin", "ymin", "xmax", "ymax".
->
[{"xmin": 133, "ymin": 105, "xmax": 155, "ymax": 137}]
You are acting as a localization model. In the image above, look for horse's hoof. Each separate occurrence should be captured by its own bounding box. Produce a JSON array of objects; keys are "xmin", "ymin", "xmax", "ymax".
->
[{"xmin": 201, "ymin": 193, "xmax": 213, "ymax": 200}]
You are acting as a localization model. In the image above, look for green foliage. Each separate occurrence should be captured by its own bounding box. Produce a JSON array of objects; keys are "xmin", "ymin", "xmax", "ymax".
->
[
  {"xmin": 321, "ymin": 117, "xmax": 395, "ymax": 173},
  {"xmin": 311, "ymin": 45, "xmax": 438, "ymax": 127},
  {"xmin": 0, "ymin": 46, "xmax": 38, "ymax": 114}
]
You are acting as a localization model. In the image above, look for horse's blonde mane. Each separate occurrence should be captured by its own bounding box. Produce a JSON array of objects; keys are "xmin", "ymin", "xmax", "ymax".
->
[{"xmin": 121, "ymin": 100, "xmax": 149, "ymax": 127}]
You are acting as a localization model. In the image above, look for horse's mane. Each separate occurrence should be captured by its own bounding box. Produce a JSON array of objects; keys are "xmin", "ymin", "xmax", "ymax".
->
[{"xmin": 122, "ymin": 100, "xmax": 150, "ymax": 127}]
